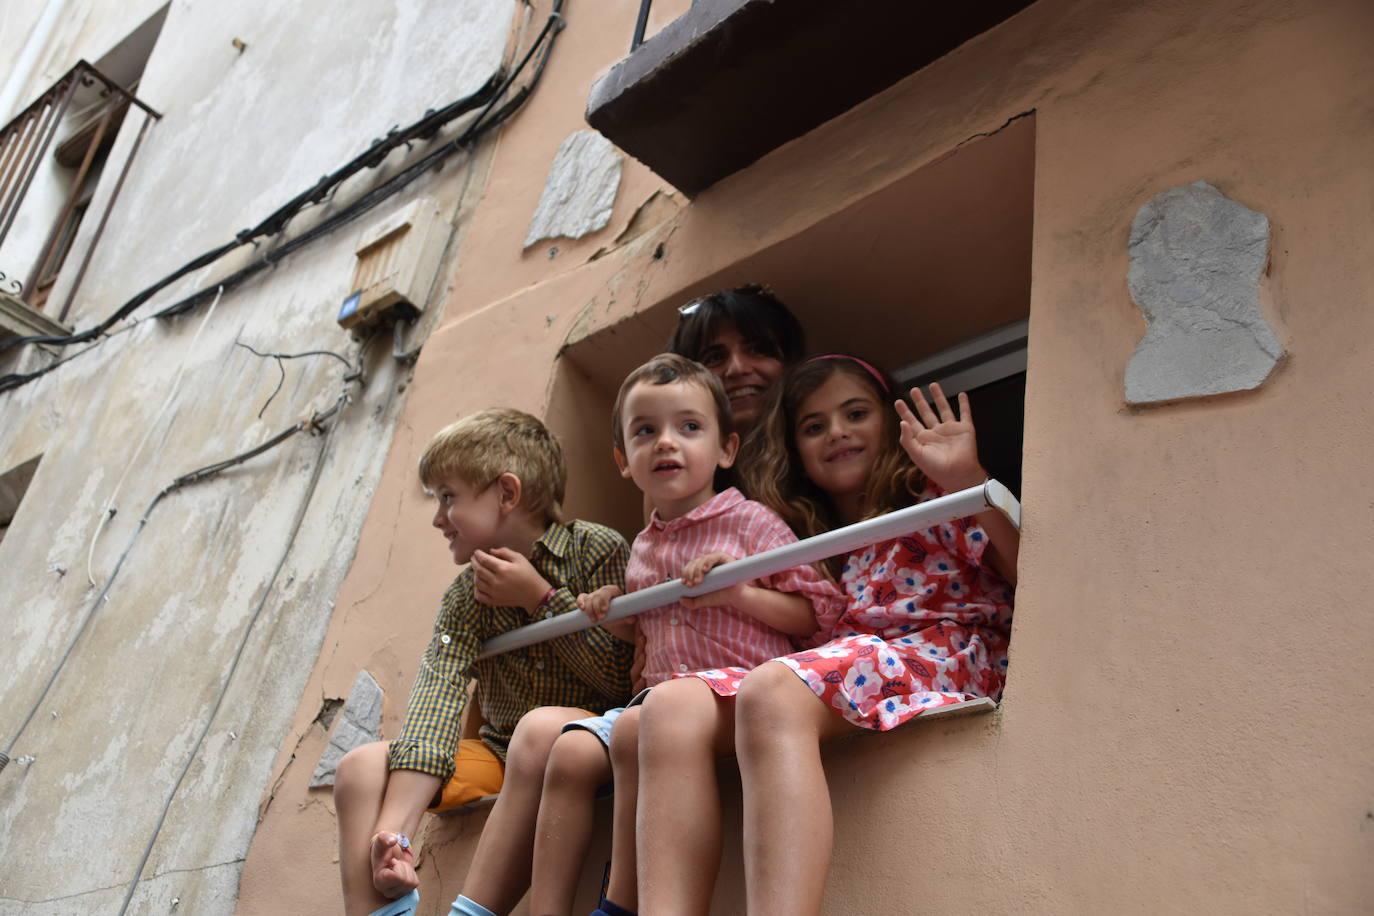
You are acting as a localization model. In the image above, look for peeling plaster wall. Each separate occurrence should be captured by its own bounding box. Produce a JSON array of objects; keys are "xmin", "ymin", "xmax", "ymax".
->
[
  {"xmin": 0, "ymin": 1, "xmax": 514, "ymax": 913},
  {"xmin": 240, "ymin": 1, "xmax": 1374, "ymax": 914}
]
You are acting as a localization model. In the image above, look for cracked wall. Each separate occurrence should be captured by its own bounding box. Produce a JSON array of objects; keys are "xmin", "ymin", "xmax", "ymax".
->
[
  {"xmin": 234, "ymin": 1, "xmax": 1374, "ymax": 914},
  {"xmin": 0, "ymin": 1, "xmax": 514, "ymax": 913}
]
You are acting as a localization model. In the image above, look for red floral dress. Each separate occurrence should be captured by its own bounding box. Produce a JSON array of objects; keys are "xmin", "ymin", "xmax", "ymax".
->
[{"xmin": 678, "ymin": 484, "xmax": 1013, "ymax": 730}]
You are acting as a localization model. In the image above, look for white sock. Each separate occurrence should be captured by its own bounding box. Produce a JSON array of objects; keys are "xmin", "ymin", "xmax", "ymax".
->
[
  {"xmin": 450, "ymin": 894, "xmax": 498, "ymax": 916},
  {"xmin": 367, "ymin": 889, "xmax": 420, "ymax": 916}
]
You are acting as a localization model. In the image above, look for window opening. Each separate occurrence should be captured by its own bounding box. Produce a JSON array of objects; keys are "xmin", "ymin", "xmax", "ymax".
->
[
  {"xmin": 0, "ymin": 454, "xmax": 41, "ymax": 549},
  {"xmin": 553, "ymin": 114, "xmax": 1035, "ymax": 540},
  {"xmin": 894, "ymin": 319, "xmax": 1027, "ymax": 499}
]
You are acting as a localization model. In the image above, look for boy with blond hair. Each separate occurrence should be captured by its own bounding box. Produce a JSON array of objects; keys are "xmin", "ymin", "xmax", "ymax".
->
[{"xmin": 335, "ymin": 408, "xmax": 633, "ymax": 916}]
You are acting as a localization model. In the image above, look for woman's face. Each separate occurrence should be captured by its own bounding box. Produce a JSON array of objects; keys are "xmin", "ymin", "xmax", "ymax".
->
[{"xmin": 696, "ymin": 320, "xmax": 784, "ymax": 432}]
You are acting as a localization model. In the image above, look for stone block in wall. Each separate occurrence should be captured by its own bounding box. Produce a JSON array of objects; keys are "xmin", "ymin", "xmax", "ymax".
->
[
  {"xmin": 310, "ymin": 670, "xmax": 383, "ymax": 788},
  {"xmin": 1125, "ymin": 180, "xmax": 1283, "ymax": 404},
  {"xmin": 524, "ymin": 130, "xmax": 623, "ymax": 248}
]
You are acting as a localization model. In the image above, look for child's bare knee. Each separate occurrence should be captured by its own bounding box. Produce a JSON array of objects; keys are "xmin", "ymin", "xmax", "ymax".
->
[
  {"xmin": 639, "ymin": 679, "xmax": 715, "ymax": 762},
  {"xmin": 544, "ymin": 729, "xmax": 609, "ymax": 791},
  {"xmin": 736, "ymin": 662, "xmax": 795, "ymax": 725},
  {"xmin": 507, "ymin": 706, "xmax": 585, "ymax": 780},
  {"xmin": 737, "ymin": 662, "xmax": 822, "ymax": 756},
  {"xmin": 335, "ymin": 741, "xmax": 389, "ymax": 796},
  {"xmin": 608, "ymin": 707, "xmax": 641, "ymax": 770}
]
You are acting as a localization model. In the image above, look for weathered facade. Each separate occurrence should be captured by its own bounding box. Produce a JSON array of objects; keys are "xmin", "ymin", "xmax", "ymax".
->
[
  {"xmin": 2, "ymin": 1, "xmax": 1371, "ymax": 914},
  {"xmin": 0, "ymin": 1, "xmax": 517, "ymax": 912}
]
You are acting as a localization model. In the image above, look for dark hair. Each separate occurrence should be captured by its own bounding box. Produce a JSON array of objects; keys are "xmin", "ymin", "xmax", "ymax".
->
[
  {"xmin": 739, "ymin": 356, "xmax": 925, "ymax": 575},
  {"xmin": 668, "ymin": 285, "xmax": 805, "ymax": 367},
  {"xmin": 611, "ymin": 353, "xmax": 734, "ymax": 452}
]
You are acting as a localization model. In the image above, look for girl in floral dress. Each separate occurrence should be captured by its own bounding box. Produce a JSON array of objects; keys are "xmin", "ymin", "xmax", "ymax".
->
[{"xmin": 635, "ymin": 355, "xmax": 1019, "ymax": 915}]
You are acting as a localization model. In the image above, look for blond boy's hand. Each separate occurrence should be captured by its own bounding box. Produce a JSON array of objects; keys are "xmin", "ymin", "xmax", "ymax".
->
[
  {"xmin": 471, "ymin": 547, "xmax": 551, "ymax": 610},
  {"xmin": 370, "ymin": 830, "xmax": 418, "ymax": 899}
]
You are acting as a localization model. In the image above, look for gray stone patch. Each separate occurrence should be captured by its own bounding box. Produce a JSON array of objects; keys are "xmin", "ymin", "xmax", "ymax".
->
[
  {"xmin": 524, "ymin": 130, "xmax": 623, "ymax": 248},
  {"xmin": 310, "ymin": 670, "xmax": 383, "ymax": 788},
  {"xmin": 1125, "ymin": 180, "xmax": 1283, "ymax": 404}
]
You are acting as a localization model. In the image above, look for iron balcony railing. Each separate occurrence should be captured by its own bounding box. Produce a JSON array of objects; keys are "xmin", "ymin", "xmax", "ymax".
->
[{"xmin": 0, "ymin": 60, "xmax": 160, "ymax": 319}]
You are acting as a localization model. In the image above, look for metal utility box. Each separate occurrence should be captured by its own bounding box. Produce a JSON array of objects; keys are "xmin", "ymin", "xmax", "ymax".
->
[{"xmin": 337, "ymin": 196, "xmax": 449, "ymax": 332}]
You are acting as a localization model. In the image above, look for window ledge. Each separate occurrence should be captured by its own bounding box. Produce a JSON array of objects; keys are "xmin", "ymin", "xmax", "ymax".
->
[
  {"xmin": 436, "ymin": 697, "xmax": 997, "ymax": 815},
  {"xmin": 0, "ymin": 291, "xmax": 70, "ymax": 343}
]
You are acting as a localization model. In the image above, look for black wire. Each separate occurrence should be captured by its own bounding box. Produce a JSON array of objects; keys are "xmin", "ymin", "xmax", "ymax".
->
[
  {"xmin": 234, "ymin": 343, "xmax": 352, "ymax": 367},
  {"xmin": 236, "ymin": 342, "xmax": 355, "ymax": 416},
  {"xmin": 149, "ymin": 4, "xmax": 567, "ymax": 323},
  {"xmin": 117, "ymin": 388, "xmax": 348, "ymax": 916},
  {"xmin": 0, "ymin": 378, "xmax": 361, "ymax": 768},
  {"xmin": 0, "ymin": 59, "xmax": 510, "ymax": 365},
  {"xmin": 0, "ymin": 326, "xmax": 375, "ymax": 773}
]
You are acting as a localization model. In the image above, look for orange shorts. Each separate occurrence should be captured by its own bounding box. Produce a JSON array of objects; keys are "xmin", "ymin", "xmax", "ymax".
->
[{"xmin": 430, "ymin": 739, "xmax": 505, "ymax": 812}]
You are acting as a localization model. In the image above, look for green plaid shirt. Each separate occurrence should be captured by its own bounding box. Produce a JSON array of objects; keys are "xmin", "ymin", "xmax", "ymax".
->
[{"xmin": 388, "ymin": 519, "xmax": 633, "ymax": 780}]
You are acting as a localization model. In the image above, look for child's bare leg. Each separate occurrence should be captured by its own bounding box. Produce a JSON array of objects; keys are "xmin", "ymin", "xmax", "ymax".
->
[
  {"xmin": 734, "ymin": 662, "xmax": 858, "ymax": 916},
  {"xmin": 529, "ymin": 729, "xmax": 614, "ymax": 914},
  {"xmin": 336, "ymin": 742, "xmax": 396, "ymax": 916},
  {"xmin": 637, "ymin": 679, "xmax": 737, "ymax": 916},
  {"xmin": 338, "ymin": 744, "xmax": 437, "ymax": 915},
  {"xmin": 462, "ymin": 706, "xmax": 591, "ymax": 912},
  {"xmin": 602, "ymin": 707, "xmax": 641, "ymax": 909}
]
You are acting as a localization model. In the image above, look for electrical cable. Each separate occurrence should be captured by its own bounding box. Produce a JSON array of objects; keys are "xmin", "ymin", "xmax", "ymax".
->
[
  {"xmin": 151, "ymin": 2, "xmax": 566, "ymax": 323},
  {"xmin": 85, "ymin": 285, "xmax": 225, "ymax": 587},
  {"xmin": 235, "ymin": 341, "xmax": 354, "ymax": 417},
  {"xmin": 0, "ymin": 335, "xmax": 370, "ymax": 778},
  {"xmin": 0, "ymin": 2, "xmax": 566, "ymax": 394},
  {"xmin": 115, "ymin": 383, "xmax": 348, "ymax": 916},
  {"xmin": 0, "ymin": 72, "xmax": 501, "ymax": 360}
]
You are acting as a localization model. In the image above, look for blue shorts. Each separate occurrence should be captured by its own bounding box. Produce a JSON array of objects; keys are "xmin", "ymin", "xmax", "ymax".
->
[
  {"xmin": 561, "ymin": 706, "xmax": 625, "ymax": 799},
  {"xmin": 561, "ymin": 706, "xmax": 626, "ymax": 748}
]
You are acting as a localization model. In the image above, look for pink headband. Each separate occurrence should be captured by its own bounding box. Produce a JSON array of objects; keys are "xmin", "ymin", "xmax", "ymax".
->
[{"xmin": 807, "ymin": 354, "xmax": 891, "ymax": 395}]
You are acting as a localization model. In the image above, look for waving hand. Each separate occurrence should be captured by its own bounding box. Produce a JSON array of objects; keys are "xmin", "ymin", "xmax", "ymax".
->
[{"xmin": 895, "ymin": 382, "xmax": 987, "ymax": 492}]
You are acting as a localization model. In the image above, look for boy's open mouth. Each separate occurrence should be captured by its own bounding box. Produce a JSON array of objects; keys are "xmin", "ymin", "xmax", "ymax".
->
[{"xmin": 653, "ymin": 459, "xmax": 684, "ymax": 472}]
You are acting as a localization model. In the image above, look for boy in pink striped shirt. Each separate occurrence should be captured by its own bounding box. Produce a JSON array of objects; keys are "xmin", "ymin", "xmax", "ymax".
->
[{"xmin": 516, "ymin": 353, "xmax": 839, "ymax": 916}]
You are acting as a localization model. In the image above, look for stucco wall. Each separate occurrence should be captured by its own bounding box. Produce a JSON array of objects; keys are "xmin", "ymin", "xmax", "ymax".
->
[
  {"xmin": 243, "ymin": 0, "xmax": 1374, "ymax": 912},
  {"xmin": 0, "ymin": 1, "xmax": 515, "ymax": 912}
]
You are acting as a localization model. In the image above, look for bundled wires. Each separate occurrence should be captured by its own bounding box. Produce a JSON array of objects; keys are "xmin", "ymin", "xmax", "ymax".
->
[
  {"xmin": 0, "ymin": 0, "xmax": 567, "ymax": 394},
  {"xmin": 0, "ymin": 4, "xmax": 571, "ymax": 909}
]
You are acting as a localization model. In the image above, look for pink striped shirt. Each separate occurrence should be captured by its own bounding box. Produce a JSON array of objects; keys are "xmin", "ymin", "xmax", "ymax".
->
[{"xmin": 629, "ymin": 488, "xmax": 843, "ymax": 686}]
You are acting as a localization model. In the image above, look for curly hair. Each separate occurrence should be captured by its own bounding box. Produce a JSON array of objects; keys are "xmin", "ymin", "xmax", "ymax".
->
[{"xmin": 738, "ymin": 357, "xmax": 926, "ymax": 575}]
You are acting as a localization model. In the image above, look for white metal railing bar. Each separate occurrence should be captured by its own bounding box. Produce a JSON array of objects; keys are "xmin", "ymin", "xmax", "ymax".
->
[{"xmin": 477, "ymin": 480, "xmax": 1020, "ymax": 659}]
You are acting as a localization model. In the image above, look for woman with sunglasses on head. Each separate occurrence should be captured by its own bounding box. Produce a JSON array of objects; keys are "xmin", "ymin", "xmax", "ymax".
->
[{"xmin": 668, "ymin": 284, "xmax": 806, "ymax": 439}]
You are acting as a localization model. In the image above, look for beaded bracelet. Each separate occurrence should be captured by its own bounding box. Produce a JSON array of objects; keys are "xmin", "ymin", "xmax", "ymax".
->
[{"xmin": 371, "ymin": 831, "xmax": 415, "ymax": 857}]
